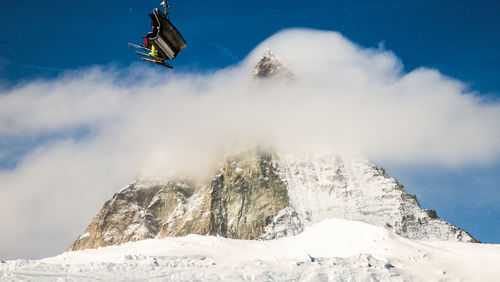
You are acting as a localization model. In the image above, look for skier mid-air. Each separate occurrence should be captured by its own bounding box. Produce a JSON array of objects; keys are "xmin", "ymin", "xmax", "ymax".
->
[{"xmin": 128, "ymin": 0, "xmax": 186, "ymax": 69}]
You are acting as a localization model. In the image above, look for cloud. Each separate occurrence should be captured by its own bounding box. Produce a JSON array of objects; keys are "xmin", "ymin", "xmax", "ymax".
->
[{"xmin": 1, "ymin": 28, "xmax": 500, "ymax": 259}]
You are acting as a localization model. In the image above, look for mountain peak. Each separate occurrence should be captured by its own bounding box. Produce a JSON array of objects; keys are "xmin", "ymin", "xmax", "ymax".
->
[
  {"xmin": 253, "ymin": 49, "xmax": 296, "ymax": 83},
  {"xmin": 253, "ymin": 49, "xmax": 283, "ymax": 78}
]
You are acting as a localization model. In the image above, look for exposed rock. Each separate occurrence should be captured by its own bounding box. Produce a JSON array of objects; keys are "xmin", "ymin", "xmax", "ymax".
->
[
  {"xmin": 253, "ymin": 49, "xmax": 296, "ymax": 85},
  {"xmin": 69, "ymin": 184, "xmax": 163, "ymax": 250},
  {"xmin": 69, "ymin": 149, "xmax": 290, "ymax": 251},
  {"xmin": 208, "ymin": 150, "xmax": 289, "ymax": 239},
  {"xmin": 258, "ymin": 207, "xmax": 304, "ymax": 240}
]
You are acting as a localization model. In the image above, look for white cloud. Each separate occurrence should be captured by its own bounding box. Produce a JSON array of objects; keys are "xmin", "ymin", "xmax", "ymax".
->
[{"xmin": 1, "ymin": 28, "xmax": 500, "ymax": 259}]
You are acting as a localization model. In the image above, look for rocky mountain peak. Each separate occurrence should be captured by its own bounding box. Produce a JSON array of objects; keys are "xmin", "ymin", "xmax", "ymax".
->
[
  {"xmin": 67, "ymin": 50, "xmax": 476, "ymax": 252},
  {"xmin": 252, "ymin": 49, "xmax": 296, "ymax": 84},
  {"xmin": 69, "ymin": 149, "xmax": 476, "ymax": 252},
  {"xmin": 253, "ymin": 49, "xmax": 283, "ymax": 78}
]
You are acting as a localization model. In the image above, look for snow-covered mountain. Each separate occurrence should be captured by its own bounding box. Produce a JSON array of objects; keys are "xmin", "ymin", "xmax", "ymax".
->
[
  {"xmin": 67, "ymin": 51, "xmax": 475, "ymax": 252},
  {"xmin": 1, "ymin": 50, "xmax": 490, "ymax": 281},
  {"xmin": 68, "ymin": 149, "xmax": 474, "ymax": 252}
]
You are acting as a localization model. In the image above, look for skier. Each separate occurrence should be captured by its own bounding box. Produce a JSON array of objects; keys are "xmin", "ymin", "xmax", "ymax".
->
[{"xmin": 144, "ymin": 22, "xmax": 159, "ymax": 56}]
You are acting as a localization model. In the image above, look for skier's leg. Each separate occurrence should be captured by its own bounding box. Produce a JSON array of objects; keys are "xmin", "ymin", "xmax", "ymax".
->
[{"xmin": 149, "ymin": 45, "xmax": 158, "ymax": 56}]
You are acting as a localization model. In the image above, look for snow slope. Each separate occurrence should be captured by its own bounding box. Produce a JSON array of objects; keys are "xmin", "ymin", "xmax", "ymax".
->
[
  {"xmin": 2, "ymin": 219, "xmax": 498, "ymax": 281},
  {"xmin": 261, "ymin": 153, "xmax": 475, "ymax": 242}
]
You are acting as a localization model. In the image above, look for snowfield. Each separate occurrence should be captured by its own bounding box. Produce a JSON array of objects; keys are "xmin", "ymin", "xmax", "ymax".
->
[{"xmin": 2, "ymin": 219, "xmax": 499, "ymax": 281}]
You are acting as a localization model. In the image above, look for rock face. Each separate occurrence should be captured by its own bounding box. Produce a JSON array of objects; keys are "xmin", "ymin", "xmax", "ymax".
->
[
  {"xmin": 208, "ymin": 151, "xmax": 289, "ymax": 239},
  {"xmin": 69, "ymin": 149, "xmax": 290, "ymax": 251}
]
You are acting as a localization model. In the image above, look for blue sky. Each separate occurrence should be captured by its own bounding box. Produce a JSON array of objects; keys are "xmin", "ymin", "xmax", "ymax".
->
[
  {"xmin": 1, "ymin": 1, "xmax": 500, "ymax": 93},
  {"xmin": 1, "ymin": 0, "xmax": 500, "ymax": 259}
]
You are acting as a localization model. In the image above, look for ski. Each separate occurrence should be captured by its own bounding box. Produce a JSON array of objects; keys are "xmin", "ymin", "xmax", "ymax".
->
[
  {"xmin": 128, "ymin": 43, "xmax": 152, "ymax": 52},
  {"xmin": 135, "ymin": 50, "xmax": 157, "ymax": 58},
  {"xmin": 136, "ymin": 50, "xmax": 173, "ymax": 68},
  {"xmin": 135, "ymin": 51, "xmax": 170, "ymax": 65},
  {"xmin": 141, "ymin": 58, "xmax": 173, "ymax": 69}
]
